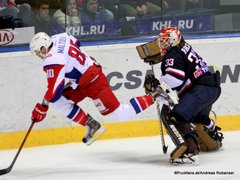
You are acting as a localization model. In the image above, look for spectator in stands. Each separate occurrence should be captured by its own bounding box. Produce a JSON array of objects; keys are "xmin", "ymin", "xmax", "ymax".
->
[
  {"xmin": 80, "ymin": 0, "xmax": 114, "ymax": 25},
  {"xmin": 102, "ymin": 0, "xmax": 120, "ymax": 20},
  {"xmin": 0, "ymin": 0, "xmax": 31, "ymax": 25},
  {"xmin": 146, "ymin": 0, "xmax": 170, "ymax": 13},
  {"xmin": 0, "ymin": 0, "xmax": 17, "ymax": 18},
  {"xmin": 53, "ymin": 0, "xmax": 81, "ymax": 27},
  {"xmin": 118, "ymin": 0, "xmax": 162, "ymax": 19},
  {"xmin": 29, "ymin": 1, "xmax": 55, "ymax": 34},
  {"xmin": 98, "ymin": 0, "xmax": 115, "ymax": 19}
]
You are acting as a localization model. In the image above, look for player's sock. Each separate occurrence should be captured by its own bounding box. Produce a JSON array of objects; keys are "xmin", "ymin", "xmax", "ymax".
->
[{"xmin": 130, "ymin": 95, "xmax": 154, "ymax": 114}]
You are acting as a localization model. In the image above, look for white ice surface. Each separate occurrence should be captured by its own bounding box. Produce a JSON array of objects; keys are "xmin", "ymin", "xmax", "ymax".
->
[{"xmin": 0, "ymin": 131, "xmax": 239, "ymax": 180}]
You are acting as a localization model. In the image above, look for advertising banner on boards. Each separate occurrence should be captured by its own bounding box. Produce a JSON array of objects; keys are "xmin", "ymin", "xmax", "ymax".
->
[
  {"xmin": 0, "ymin": 27, "xmax": 34, "ymax": 46},
  {"xmin": 136, "ymin": 15, "xmax": 213, "ymax": 35}
]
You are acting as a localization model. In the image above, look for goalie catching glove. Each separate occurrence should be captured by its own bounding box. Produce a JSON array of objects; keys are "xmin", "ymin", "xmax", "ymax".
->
[
  {"xmin": 144, "ymin": 74, "xmax": 179, "ymax": 106},
  {"xmin": 136, "ymin": 39, "xmax": 162, "ymax": 65}
]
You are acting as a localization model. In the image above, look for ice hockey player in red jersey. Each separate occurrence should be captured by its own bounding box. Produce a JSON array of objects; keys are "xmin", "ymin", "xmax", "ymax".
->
[
  {"xmin": 29, "ymin": 32, "xmax": 156, "ymax": 145},
  {"xmin": 143, "ymin": 27, "xmax": 223, "ymax": 164}
]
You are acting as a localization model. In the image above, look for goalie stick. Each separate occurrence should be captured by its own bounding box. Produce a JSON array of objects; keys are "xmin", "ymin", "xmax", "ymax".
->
[
  {"xmin": 0, "ymin": 121, "xmax": 35, "ymax": 176},
  {"xmin": 156, "ymin": 103, "xmax": 168, "ymax": 154},
  {"xmin": 150, "ymin": 65, "xmax": 168, "ymax": 154}
]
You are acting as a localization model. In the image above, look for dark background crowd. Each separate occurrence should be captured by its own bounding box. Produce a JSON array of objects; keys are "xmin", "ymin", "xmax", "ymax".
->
[{"xmin": 0, "ymin": 0, "xmax": 239, "ymax": 39}]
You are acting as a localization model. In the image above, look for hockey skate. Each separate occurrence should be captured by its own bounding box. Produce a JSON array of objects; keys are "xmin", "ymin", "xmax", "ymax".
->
[
  {"xmin": 171, "ymin": 151, "xmax": 199, "ymax": 165},
  {"xmin": 82, "ymin": 114, "xmax": 106, "ymax": 146},
  {"xmin": 170, "ymin": 135, "xmax": 199, "ymax": 165}
]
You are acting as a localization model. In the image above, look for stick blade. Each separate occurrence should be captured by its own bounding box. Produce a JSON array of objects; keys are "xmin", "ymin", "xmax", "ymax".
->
[
  {"xmin": 163, "ymin": 145, "xmax": 168, "ymax": 154},
  {"xmin": 0, "ymin": 167, "xmax": 11, "ymax": 176}
]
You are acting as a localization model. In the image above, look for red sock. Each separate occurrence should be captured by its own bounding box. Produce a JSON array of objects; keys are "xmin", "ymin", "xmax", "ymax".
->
[
  {"xmin": 130, "ymin": 95, "xmax": 154, "ymax": 114},
  {"xmin": 73, "ymin": 109, "xmax": 88, "ymax": 126}
]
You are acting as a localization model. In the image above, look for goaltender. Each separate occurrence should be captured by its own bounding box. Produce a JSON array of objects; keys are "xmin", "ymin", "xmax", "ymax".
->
[{"xmin": 137, "ymin": 27, "xmax": 224, "ymax": 164}]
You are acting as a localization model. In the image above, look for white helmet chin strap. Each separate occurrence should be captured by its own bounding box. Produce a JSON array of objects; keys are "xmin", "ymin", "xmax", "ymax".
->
[{"xmin": 36, "ymin": 46, "xmax": 49, "ymax": 59}]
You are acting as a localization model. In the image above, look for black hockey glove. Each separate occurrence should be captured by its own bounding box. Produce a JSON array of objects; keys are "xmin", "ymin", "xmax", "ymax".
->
[{"xmin": 144, "ymin": 73, "xmax": 160, "ymax": 94}]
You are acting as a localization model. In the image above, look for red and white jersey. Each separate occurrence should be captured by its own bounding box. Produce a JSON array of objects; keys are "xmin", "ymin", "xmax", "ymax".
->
[{"xmin": 42, "ymin": 33, "xmax": 94, "ymax": 103}]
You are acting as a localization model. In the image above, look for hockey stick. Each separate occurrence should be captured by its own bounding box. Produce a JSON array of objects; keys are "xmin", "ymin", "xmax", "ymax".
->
[
  {"xmin": 156, "ymin": 103, "xmax": 168, "ymax": 154},
  {"xmin": 150, "ymin": 65, "xmax": 168, "ymax": 154},
  {"xmin": 0, "ymin": 121, "xmax": 35, "ymax": 176}
]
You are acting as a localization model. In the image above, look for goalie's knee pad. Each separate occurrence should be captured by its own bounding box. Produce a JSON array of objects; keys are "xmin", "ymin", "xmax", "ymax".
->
[{"xmin": 194, "ymin": 123, "xmax": 223, "ymax": 151}]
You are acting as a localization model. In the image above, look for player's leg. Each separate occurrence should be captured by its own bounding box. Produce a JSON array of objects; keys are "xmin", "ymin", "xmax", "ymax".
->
[
  {"xmin": 89, "ymin": 70, "xmax": 155, "ymax": 121},
  {"xmin": 52, "ymin": 87, "xmax": 104, "ymax": 145}
]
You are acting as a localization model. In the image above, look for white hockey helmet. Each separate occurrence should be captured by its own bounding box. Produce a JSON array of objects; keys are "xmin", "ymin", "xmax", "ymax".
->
[
  {"xmin": 30, "ymin": 32, "xmax": 52, "ymax": 55},
  {"xmin": 157, "ymin": 27, "xmax": 182, "ymax": 56}
]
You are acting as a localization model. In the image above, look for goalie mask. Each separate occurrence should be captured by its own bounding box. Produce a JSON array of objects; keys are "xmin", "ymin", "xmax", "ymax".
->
[
  {"xmin": 157, "ymin": 27, "xmax": 182, "ymax": 56},
  {"xmin": 30, "ymin": 32, "xmax": 52, "ymax": 56}
]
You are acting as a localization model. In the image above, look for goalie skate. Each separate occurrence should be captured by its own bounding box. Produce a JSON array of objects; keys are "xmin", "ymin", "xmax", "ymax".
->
[
  {"xmin": 171, "ymin": 152, "xmax": 199, "ymax": 166},
  {"xmin": 152, "ymin": 81, "xmax": 179, "ymax": 107},
  {"xmin": 82, "ymin": 115, "xmax": 106, "ymax": 146}
]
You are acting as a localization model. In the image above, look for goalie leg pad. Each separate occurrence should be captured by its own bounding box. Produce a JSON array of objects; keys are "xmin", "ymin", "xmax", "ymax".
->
[
  {"xmin": 160, "ymin": 106, "xmax": 188, "ymax": 160},
  {"xmin": 161, "ymin": 106, "xmax": 199, "ymax": 163},
  {"xmin": 167, "ymin": 121, "xmax": 199, "ymax": 163},
  {"xmin": 194, "ymin": 123, "xmax": 222, "ymax": 151},
  {"xmin": 161, "ymin": 106, "xmax": 185, "ymax": 146},
  {"xmin": 170, "ymin": 143, "xmax": 188, "ymax": 160}
]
